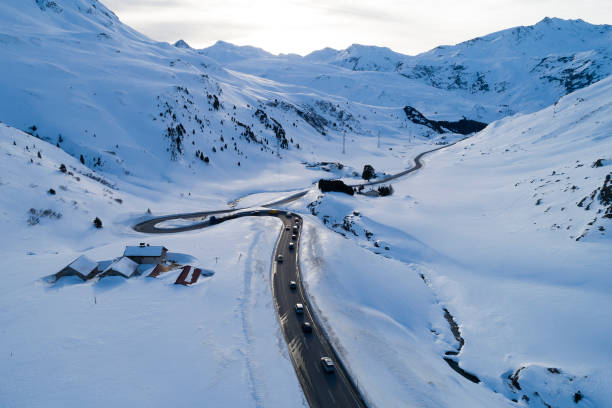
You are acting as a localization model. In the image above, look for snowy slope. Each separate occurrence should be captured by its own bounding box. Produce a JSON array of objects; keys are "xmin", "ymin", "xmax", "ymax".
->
[
  {"xmin": 0, "ymin": 123, "xmax": 306, "ymax": 408},
  {"xmin": 300, "ymin": 76, "xmax": 612, "ymax": 407},
  {"xmin": 0, "ymin": 0, "xmax": 458, "ymax": 193}
]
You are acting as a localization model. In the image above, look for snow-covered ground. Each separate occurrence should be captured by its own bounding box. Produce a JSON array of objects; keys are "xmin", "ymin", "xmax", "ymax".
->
[
  {"xmin": 298, "ymin": 218, "xmax": 514, "ymax": 407},
  {"xmin": 1, "ymin": 1, "xmax": 612, "ymax": 407},
  {"xmin": 298, "ymin": 77, "xmax": 612, "ymax": 407}
]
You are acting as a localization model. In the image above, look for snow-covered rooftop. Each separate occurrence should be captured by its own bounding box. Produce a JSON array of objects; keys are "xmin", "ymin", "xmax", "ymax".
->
[
  {"xmin": 67, "ymin": 255, "xmax": 98, "ymax": 274},
  {"xmin": 123, "ymin": 245, "xmax": 166, "ymax": 257},
  {"xmin": 103, "ymin": 257, "xmax": 139, "ymax": 276}
]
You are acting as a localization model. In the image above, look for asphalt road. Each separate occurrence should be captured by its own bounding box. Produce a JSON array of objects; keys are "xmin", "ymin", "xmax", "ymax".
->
[
  {"xmin": 135, "ymin": 209, "xmax": 367, "ymax": 407},
  {"xmin": 271, "ymin": 213, "xmax": 366, "ymax": 408},
  {"xmin": 349, "ymin": 141, "xmax": 462, "ymax": 188},
  {"xmin": 132, "ymin": 141, "xmax": 463, "ymax": 407}
]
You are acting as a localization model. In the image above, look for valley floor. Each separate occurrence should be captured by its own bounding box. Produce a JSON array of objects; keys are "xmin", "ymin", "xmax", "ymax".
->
[{"xmin": 1, "ymin": 74, "xmax": 611, "ymax": 408}]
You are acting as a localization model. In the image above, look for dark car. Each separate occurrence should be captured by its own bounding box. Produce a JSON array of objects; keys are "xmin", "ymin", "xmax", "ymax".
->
[
  {"xmin": 289, "ymin": 242, "xmax": 295, "ymax": 250},
  {"xmin": 302, "ymin": 322, "xmax": 312, "ymax": 333},
  {"xmin": 289, "ymin": 280, "xmax": 297, "ymax": 290},
  {"xmin": 291, "ymin": 234, "xmax": 297, "ymax": 240},
  {"xmin": 320, "ymin": 357, "xmax": 335, "ymax": 373},
  {"xmin": 295, "ymin": 303, "xmax": 304, "ymax": 314}
]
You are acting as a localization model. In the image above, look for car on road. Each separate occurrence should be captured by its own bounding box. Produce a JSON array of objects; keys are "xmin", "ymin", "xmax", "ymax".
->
[
  {"xmin": 301, "ymin": 322, "xmax": 312, "ymax": 333},
  {"xmin": 285, "ymin": 226, "xmax": 290, "ymax": 231},
  {"xmin": 289, "ymin": 280, "xmax": 297, "ymax": 290},
  {"xmin": 293, "ymin": 225, "xmax": 298, "ymax": 233},
  {"xmin": 294, "ymin": 217, "xmax": 300, "ymax": 223},
  {"xmin": 289, "ymin": 242, "xmax": 294, "ymax": 250},
  {"xmin": 291, "ymin": 234, "xmax": 297, "ymax": 240},
  {"xmin": 295, "ymin": 303, "xmax": 304, "ymax": 314},
  {"xmin": 286, "ymin": 212, "xmax": 293, "ymax": 218},
  {"xmin": 277, "ymin": 254, "xmax": 283, "ymax": 263},
  {"xmin": 208, "ymin": 215, "xmax": 216, "ymax": 224},
  {"xmin": 320, "ymin": 357, "xmax": 335, "ymax": 373}
]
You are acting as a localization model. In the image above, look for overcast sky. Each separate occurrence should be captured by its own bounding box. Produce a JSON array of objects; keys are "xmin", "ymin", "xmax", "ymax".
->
[{"xmin": 103, "ymin": 0, "xmax": 611, "ymax": 55}]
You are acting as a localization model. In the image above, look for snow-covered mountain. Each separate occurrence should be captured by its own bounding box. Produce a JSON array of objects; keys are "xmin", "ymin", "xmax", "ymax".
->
[
  {"xmin": 0, "ymin": 0, "xmax": 469, "ymax": 189},
  {"xmin": 2, "ymin": 1, "xmax": 611, "ymax": 188},
  {"xmin": 207, "ymin": 17, "xmax": 612, "ymax": 122},
  {"xmin": 198, "ymin": 40, "xmax": 275, "ymax": 63}
]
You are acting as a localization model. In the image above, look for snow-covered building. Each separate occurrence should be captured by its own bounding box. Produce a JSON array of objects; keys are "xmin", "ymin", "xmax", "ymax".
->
[
  {"xmin": 123, "ymin": 244, "xmax": 168, "ymax": 265},
  {"xmin": 99, "ymin": 257, "xmax": 139, "ymax": 279},
  {"xmin": 54, "ymin": 255, "xmax": 100, "ymax": 281}
]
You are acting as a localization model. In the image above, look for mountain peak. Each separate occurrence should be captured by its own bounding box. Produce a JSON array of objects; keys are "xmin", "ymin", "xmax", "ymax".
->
[
  {"xmin": 174, "ymin": 39, "xmax": 191, "ymax": 49},
  {"xmin": 200, "ymin": 40, "xmax": 273, "ymax": 63}
]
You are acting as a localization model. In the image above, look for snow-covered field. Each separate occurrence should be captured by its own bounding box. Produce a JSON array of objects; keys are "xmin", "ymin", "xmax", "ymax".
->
[
  {"xmin": 0, "ymin": 191, "xmax": 304, "ymax": 407},
  {"xmin": 1, "ymin": 0, "xmax": 611, "ymax": 407}
]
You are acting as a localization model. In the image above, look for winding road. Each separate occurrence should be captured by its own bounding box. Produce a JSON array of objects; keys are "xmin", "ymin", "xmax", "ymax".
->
[{"xmin": 133, "ymin": 141, "xmax": 459, "ymax": 407}]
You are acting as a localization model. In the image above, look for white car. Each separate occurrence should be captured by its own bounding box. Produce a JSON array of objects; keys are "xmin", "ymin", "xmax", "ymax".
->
[
  {"xmin": 320, "ymin": 357, "xmax": 335, "ymax": 373},
  {"xmin": 295, "ymin": 303, "xmax": 304, "ymax": 314}
]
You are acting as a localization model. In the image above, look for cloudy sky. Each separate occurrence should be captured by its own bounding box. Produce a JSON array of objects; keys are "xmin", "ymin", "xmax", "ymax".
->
[{"xmin": 104, "ymin": 0, "xmax": 610, "ymax": 55}]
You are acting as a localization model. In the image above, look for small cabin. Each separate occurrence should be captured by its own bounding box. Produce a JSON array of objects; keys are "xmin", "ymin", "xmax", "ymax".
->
[
  {"xmin": 55, "ymin": 255, "xmax": 100, "ymax": 281},
  {"xmin": 123, "ymin": 243, "xmax": 168, "ymax": 265},
  {"xmin": 99, "ymin": 257, "xmax": 139, "ymax": 278}
]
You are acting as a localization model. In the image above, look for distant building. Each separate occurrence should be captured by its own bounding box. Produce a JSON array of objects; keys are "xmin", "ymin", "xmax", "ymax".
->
[
  {"xmin": 362, "ymin": 189, "xmax": 380, "ymax": 197},
  {"xmin": 123, "ymin": 243, "xmax": 168, "ymax": 264},
  {"xmin": 54, "ymin": 255, "xmax": 100, "ymax": 281},
  {"xmin": 99, "ymin": 257, "xmax": 139, "ymax": 278}
]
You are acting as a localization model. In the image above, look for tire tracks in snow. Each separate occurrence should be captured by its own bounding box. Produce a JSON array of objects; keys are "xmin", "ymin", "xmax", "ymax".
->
[{"xmin": 239, "ymin": 226, "xmax": 266, "ymax": 408}]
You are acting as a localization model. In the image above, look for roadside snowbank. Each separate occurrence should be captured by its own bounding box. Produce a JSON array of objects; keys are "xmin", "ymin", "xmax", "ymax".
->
[{"xmin": 299, "ymin": 218, "xmax": 512, "ymax": 407}]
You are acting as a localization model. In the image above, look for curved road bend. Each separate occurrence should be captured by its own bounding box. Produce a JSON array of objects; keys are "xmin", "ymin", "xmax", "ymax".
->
[
  {"xmin": 349, "ymin": 141, "xmax": 462, "ymax": 188},
  {"xmin": 133, "ymin": 140, "xmax": 463, "ymax": 406}
]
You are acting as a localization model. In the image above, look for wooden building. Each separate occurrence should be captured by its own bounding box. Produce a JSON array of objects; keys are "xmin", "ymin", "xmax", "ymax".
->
[
  {"xmin": 99, "ymin": 257, "xmax": 139, "ymax": 278},
  {"xmin": 54, "ymin": 255, "xmax": 100, "ymax": 281},
  {"xmin": 123, "ymin": 243, "xmax": 168, "ymax": 265}
]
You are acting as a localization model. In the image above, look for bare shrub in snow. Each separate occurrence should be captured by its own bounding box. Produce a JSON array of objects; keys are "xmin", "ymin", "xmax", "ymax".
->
[{"xmin": 27, "ymin": 208, "xmax": 62, "ymax": 225}]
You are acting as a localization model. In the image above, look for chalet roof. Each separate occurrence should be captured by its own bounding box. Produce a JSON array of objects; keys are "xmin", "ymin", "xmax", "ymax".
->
[
  {"xmin": 67, "ymin": 255, "xmax": 98, "ymax": 274},
  {"xmin": 123, "ymin": 245, "xmax": 167, "ymax": 257},
  {"xmin": 103, "ymin": 257, "xmax": 139, "ymax": 276}
]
